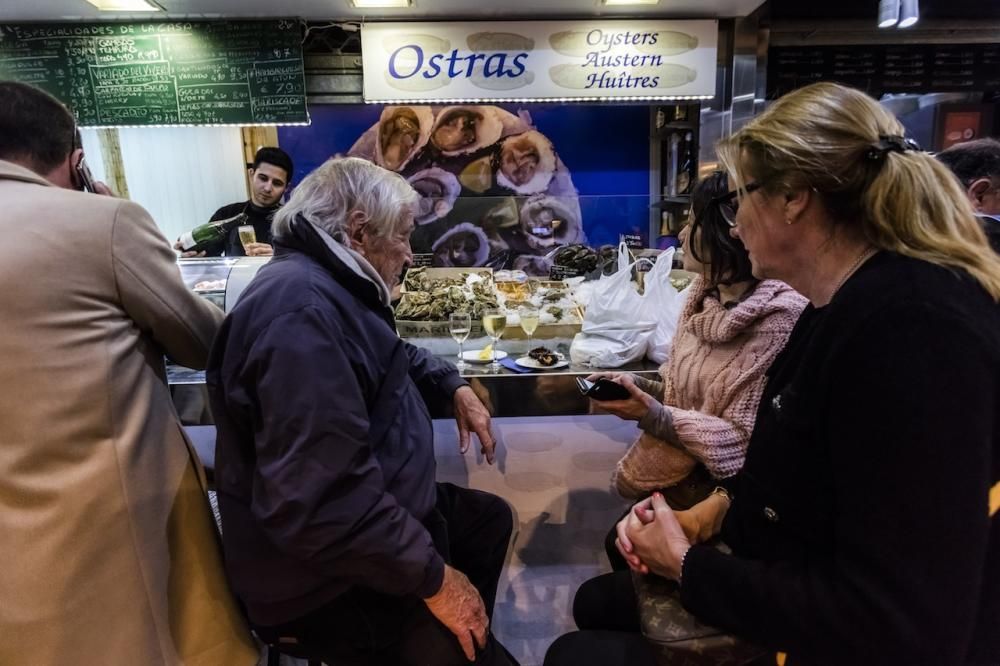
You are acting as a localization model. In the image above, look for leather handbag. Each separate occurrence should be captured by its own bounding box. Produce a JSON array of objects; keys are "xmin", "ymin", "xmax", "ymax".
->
[{"xmin": 634, "ymin": 568, "xmax": 769, "ymax": 666}]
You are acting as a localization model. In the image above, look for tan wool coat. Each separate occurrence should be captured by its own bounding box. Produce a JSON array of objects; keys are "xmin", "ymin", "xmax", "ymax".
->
[{"xmin": 0, "ymin": 160, "xmax": 259, "ymax": 665}]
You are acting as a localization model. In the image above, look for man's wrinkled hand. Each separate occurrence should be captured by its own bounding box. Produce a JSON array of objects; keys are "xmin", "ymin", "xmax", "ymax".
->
[
  {"xmin": 453, "ymin": 385, "xmax": 496, "ymax": 464},
  {"xmin": 424, "ymin": 565, "xmax": 488, "ymax": 661}
]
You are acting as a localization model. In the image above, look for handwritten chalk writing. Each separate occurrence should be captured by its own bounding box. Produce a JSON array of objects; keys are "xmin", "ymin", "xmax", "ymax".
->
[{"xmin": 0, "ymin": 21, "xmax": 307, "ymax": 126}]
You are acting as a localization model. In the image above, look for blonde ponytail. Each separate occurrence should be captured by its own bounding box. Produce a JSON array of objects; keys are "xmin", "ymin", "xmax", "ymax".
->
[
  {"xmin": 717, "ymin": 82, "xmax": 1000, "ymax": 300},
  {"xmin": 864, "ymin": 150, "xmax": 1000, "ymax": 298}
]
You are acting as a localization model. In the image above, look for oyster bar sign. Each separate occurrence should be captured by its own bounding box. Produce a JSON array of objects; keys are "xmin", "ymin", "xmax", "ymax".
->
[{"xmin": 360, "ymin": 20, "xmax": 717, "ymax": 102}]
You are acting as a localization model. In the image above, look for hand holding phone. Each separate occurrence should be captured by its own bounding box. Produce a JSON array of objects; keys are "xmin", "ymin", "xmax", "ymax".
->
[
  {"xmin": 576, "ymin": 377, "xmax": 632, "ymax": 401},
  {"xmin": 75, "ymin": 155, "xmax": 96, "ymax": 193}
]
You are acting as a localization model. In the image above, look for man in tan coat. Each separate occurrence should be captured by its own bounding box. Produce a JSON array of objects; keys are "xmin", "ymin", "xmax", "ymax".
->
[{"xmin": 0, "ymin": 82, "xmax": 259, "ymax": 664}]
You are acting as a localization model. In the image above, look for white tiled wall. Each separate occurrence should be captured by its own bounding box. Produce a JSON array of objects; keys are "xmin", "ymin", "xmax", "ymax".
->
[{"xmin": 81, "ymin": 126, "xmax": 249, "ymax": 245}]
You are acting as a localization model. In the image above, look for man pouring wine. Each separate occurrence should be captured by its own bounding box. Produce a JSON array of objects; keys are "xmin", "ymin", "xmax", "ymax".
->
[{"xmin": 174, "ymin": 146, "xmax": 294, "ymax": 257}]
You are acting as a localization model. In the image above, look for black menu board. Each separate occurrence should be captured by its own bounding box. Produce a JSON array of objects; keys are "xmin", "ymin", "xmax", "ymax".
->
[
  {"xmin": 768, "ymin": 43, "xmax": 1000, "ymax": 99},
  {"xmin": 0, "ymin": 20, "xmax": 308, "ymax": 126}
]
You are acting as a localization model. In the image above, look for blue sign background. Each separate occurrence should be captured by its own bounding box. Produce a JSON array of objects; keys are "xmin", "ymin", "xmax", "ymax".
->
[{"xmin": 277, "ymin": 103, "xmax": 651, "ymax": 248}]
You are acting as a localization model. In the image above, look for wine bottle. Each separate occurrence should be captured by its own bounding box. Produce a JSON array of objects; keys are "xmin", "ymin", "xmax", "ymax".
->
[
  {"xmin": 665, "ymin": 133, "xmax": 681, "ymax": 197},
  {"xmin": 660, "ymin": 210, "xmax": 673, "ymax": 236},
  {"xmin": 676, "ymin": 132, "xmax": 695, "ymax": 196},
  {"xmin": 176, "ymin": 213, "xmax": 244, "ymax": 253}
]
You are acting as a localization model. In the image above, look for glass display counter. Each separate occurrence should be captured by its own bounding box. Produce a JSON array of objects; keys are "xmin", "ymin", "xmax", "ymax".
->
[
  {"xmin": 169, "ymin": 255, "xmax": 660, "ymax": 427},
  {"xmin": 176, "ymin": 256, "xmax": 270, "ymax": 313}
]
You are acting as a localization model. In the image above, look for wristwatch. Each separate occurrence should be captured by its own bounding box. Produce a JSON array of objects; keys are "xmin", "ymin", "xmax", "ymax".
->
[{"xmin": 710, "ymin": 486, "xmax": 733, "ymax": 504}]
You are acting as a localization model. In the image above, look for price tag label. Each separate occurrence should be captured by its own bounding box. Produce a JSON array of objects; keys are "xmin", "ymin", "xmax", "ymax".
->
[
  {"xmin": 549, "ymin": 264, "xmax": 585, "ymax": 280},
  {"xmin": 410, "ymin": 253, "xmax": 434, "ymax": 267},
  {"xmin": 621, "ymin": 234, "xmax": 644, "ymax": 250}
]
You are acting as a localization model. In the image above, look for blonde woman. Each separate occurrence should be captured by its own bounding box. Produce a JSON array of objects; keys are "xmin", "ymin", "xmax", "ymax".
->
[{"xmin": 548, "ymin": 82, "xmax": 1000, "ymax": 665}]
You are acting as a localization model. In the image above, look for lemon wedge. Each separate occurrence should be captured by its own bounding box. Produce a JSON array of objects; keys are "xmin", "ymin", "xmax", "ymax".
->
[{"xmin": 478, "ymin": 344, "xmax": 493, "ymax": 360}]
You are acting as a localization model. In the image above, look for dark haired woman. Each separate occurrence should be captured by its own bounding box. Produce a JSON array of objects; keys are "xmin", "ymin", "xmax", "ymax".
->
[
  {"xmin": 596, "ymin": 171, "xmax": 806, "ymax": 518},
  {"xmin": 559, "ymin": 173, "xmax": 806, "ymax": 663}
]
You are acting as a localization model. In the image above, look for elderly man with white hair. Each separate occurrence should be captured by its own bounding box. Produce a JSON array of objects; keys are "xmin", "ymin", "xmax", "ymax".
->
[{"xmin": 207, "ymin": 156, "xmax": 518, "ymax": 666}]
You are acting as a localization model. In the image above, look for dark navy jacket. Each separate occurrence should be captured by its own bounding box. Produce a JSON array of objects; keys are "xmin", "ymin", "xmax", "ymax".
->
[{"xmin": 206, "ymin": 217, "xmax": 466, "ymax": 626}]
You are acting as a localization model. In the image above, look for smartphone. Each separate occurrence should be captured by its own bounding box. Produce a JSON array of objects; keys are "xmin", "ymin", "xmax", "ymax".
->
[
  {"xmin": 75, "ymin": 156, "xmax": 96, "ymax": 193},
  {"xmin": 576, "ymin": 377, "xmax": 631, "ymax": 401}
]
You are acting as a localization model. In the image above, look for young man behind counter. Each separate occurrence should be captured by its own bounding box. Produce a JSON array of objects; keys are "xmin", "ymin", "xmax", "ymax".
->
[{"xmin": 175, "ymin": 146, "xmax": 294, "ymax": 257}]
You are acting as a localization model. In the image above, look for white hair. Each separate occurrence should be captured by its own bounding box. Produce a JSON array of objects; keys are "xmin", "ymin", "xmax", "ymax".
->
[{"xmin": 272, "ymin": 156, "xmax": 418, "ymax": 244}]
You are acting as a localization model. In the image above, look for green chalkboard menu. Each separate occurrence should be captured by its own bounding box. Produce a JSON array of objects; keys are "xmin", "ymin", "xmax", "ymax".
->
[{"xmin": 0, "ymin": 20, "xmax": 309, "ymax": 127}]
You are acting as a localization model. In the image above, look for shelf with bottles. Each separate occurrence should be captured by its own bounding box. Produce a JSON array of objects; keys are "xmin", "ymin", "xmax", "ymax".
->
[
  {"xmin": 656, "ymin": 202, "xmax": 691, "ymax": 237},
  {"xmin": 650, "ymin": 195, "xmax": 691, "ymax": 209},
  {"xmin": 654, "ymin": 103, "xmax": 696, "ymax": 130},
  {"xmin": 654, "ymin": 102, "xmax": 700, "ymax": 204},
  {"xmin": 651, "ymin": 122, "xmax": 697, "ymax": 137}
]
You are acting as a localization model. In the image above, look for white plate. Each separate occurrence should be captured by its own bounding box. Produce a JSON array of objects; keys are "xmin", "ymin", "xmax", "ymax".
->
[
  {"xmin": 514, "ymin": 354, "xmax": 569, "ymax": 370},
  {"xmin": 461, "ymin": 349, "xmax": 508, "ymax": 364}
]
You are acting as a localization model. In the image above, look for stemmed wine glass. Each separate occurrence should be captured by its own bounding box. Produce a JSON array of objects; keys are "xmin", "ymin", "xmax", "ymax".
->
[
  {"xmin": 519, "ymin": 307, "xmax": 540, "ymax": 349},
  {"xmin": 449, "ymin": 312, "xmax": 471, "ymax": 371},
  {"xmin": 481, "ymin": 308, "xmax": 507, "ymax": 373}
]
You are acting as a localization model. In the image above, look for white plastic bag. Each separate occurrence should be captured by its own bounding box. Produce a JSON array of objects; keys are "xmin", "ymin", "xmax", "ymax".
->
[
  {"xmin": 570, "ymin": 243, "xmax": 657, "ymax": 368},
  {"xmin": 644, "ymin": 249, "xmax": 685, "ymax": 364}
]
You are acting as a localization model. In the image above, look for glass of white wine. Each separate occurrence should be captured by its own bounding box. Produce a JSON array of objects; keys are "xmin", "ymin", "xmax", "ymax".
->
[
  {"xmin": 238, "ymin": 225, "xmax": 257, "ymax": 253},
  {"xmin": 449, "ymin": 312, "xmax": 471, "ymax": 371},
  {"xmin": 519, "ymin": 307, "xmax": 540, "ymax": 347},
  {"xmin": 482, "ymin": 308, "xmax": 507, "ymax": 373}
]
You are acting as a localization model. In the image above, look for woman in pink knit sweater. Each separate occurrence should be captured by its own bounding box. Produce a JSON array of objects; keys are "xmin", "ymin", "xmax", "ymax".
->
[
  {"xmin": 571, "ymin": 173, "xmax": 806, "ymax": 639},
  {"xmin": 599, "ymin": 172, "xmax": 805, "ymax": 514}
]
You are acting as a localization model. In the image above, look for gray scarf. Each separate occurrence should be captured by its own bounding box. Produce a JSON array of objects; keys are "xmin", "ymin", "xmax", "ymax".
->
[{"xmin": 306, "ymin": 218, "xmax": 392, "ymax": 307}]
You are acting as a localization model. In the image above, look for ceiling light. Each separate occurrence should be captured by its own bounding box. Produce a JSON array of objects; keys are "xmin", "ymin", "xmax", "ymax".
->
[
  {"xmin": 85, "ymin": 0, "xmax": 162, "ymax": 10},
  {"xmin": 350, "ymin": 0, "xmax": 411, "ymax": 7},
  {"xmin": 878, "ymin": 0, "xmax": 900, "ymax": 28},
  {"xmin": 899, "ymin": 0, "xmax": 919, "ymax": 27},
  {"xmin": 603, "ymin": 0, "xmax": 659, "ymax": 5}
]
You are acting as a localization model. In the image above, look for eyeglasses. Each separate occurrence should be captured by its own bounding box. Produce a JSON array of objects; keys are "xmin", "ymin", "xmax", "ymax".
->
[{"xmin": 711, "ymin": 181, "xmax": 763, "ymax": 227}]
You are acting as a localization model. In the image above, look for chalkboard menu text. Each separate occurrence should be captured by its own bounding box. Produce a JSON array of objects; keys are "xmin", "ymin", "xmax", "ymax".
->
[{"xmin": 0, "ymin": 20, "xmax": 308, "ymax": 127}]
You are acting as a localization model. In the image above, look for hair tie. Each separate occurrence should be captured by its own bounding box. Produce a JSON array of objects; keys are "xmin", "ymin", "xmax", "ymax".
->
[{"xmin": 865, "ymin": 135, "xmax": 922, "ymax": 162}]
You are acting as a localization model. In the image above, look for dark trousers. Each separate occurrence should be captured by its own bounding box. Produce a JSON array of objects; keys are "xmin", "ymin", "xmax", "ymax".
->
[
  {"xmin": 254, "ymin": 483, "xmax": 518, "ymax": 666},
  {"xmin": 543, "ymin": 630, "xmax": 657, "ymax": 666},
  {"xmin": 543, "ymin": 571, "xmax": 654, "ymax": 666}
]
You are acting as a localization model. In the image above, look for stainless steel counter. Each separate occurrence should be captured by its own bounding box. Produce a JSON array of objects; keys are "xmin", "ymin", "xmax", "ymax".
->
[{"xmin": 169, "ymin": 356, "xmax": 661, "ymax": 423}]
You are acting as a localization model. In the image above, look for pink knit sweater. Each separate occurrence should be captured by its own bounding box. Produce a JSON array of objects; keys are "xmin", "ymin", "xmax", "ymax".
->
[{"xmin": 614, "ymin": 277, "xmax": 806, "ymax": 497}]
